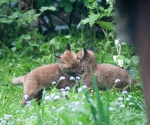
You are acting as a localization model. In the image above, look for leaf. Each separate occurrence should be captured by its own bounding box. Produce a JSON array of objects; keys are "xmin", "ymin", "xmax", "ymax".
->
[
  {"xmin": 64, "ymin": 3, "xmax": 73, "ymax": 13},
  {"xmin": 131, "ymin": 56, "xmax": 139, "ymax": 66},
  {"xmin": 104, "ymin": 41, "xmax": 111, "ymax": 51},
  {"xmin": 15, "ymin": 40, "xmax": 22, "ymax": 50},
  {"xmin": 77, "ymin": 18, "xmax": 89, "ymax": 28},
  {"xmin": 89, "ymin": 13, "xmax": 100, "ymax": 27},
  {"xmin": 40, "ymin": 6, "xmax": 56, "ymax": 12},
  {"xmin": 96, "ymin": 21, "xmax": 115, "ymax": 31}
]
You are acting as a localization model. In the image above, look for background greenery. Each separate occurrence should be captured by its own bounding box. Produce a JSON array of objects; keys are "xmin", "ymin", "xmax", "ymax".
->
[{"xmin": 0, "ymin": 0, "xmax": 146, "ymax": 124}]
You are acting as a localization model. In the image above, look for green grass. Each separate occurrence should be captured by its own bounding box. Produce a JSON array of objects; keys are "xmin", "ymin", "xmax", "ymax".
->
[{"xmin": 0, "ymin": 50, "xmax": 147, "ymax": 125}]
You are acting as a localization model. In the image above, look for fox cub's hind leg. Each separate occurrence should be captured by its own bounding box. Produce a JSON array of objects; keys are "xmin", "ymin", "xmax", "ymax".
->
[{"xmin": 21, "ymin": 80, "xmax": 41, "ymax": 105}]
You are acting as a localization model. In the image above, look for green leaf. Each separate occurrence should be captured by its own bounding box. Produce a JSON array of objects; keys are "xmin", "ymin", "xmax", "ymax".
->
[
  {"xmin": 96, "ymin": 21, "xmax": 115, "ymax": 31},
  {"xmin": 15, "ymin": 40, "xmax": 22, "ymax": 50},
  {"xmin": 40, "ymin": 6, "xmax": 56, "ymax": 12},
  {"xmin": 64, "ymin": 3, "xmax": 73, "ymax": 13},
  {"xmin": 131, "ymin": 56, "xmax": 139, "ymax": 66},
  {"xmin": 77, "ymin": 18, "xmax": 89, "ymax": 28},
  {"xmin": 89, "ymin": 13, "xmax": 100, "ymax": 27},
  {"xmin": 104, "ymin": 41, "xmax": 111, "ymax": 51}
]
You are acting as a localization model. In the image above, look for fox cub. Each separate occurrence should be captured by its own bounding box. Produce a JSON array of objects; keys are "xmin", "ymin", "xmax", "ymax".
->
[
  {"xmin": 11, "ymin": 43, "xmax": 83, "ymax": 105},
  {"xmin": 77, "ymin": 48, "xmax": 138, "ymax": 89}
]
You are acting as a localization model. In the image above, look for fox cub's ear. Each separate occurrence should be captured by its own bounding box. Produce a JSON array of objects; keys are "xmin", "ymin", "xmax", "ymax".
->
[
  {"xmin": 66, "ymin": 43, "xmax": 71, "ymax": 51},
  {"xmin": 82, "ymin": 48, "xmax": 87, "ymax": 57},
  {"xmin": 55, "ymin": 55, "xmax": 65, "ymax": 63}
]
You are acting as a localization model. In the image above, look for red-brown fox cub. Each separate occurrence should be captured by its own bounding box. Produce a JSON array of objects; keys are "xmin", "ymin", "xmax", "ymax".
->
[
  {"xmin": 77, "ymin": 48, "xmax": 138, "ymax": 90},
  {"xmin": 11, "ymin": 43, "xmax": 84, "ymax": 105}
]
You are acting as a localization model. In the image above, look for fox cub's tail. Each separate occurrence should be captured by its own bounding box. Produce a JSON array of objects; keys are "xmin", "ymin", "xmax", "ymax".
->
[{"xmin": 11, "ymin": 76, "xmax": 25, "ymax": 85}]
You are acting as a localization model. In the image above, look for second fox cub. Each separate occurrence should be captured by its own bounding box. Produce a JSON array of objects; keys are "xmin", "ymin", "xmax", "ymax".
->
[
  {"xmin": 77, "ymin": 48, "xmax": 138, "ymax": 89},
  {"xmin": 11, "ymin": 43, "xmax": 83, "ymax": 105}
]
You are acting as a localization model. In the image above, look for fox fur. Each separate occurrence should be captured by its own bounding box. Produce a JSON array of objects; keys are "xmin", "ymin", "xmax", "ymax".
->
[
  {"xmin": 77, "ymin": 48, "xmax": 138, "ymax": 89},
  {"xmin": 11, "ymin": 43, "xmax": 84, "ymax": 105}
]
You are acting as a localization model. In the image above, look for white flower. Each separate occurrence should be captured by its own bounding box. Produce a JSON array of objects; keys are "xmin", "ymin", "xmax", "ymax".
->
[
  {"xmin": 53, "ymin": 95, "xmax": 60, "ymax": 100},
  {"xmin": 128, "ymin": 95, "xmax": 132, "ymax": 98},
  {"xmin": 26, "ymin": 101, "xmax": 32, "ymax": 107},
  {"xmin": 118, "ymin": 97, "xmax": 123, "ymax": 101},
  {"xmin": 78, "ymin": 88, "xmax": 82, "ymax": 92},
  {"xmin": 115, "ymin": 39, "xmax": 120, "ymax": 45},
  {"xmin": 74, "ymin": 101, "xmax": 80, "ymax": 105},
  {"xmin": 113, "ymin": 55, "xmax": 117, "ymax": 61},
  {"xmin": 54, "ymin": 118, "xmax": 58, "ymax": 120},
  {"xmin": 115, "ymin": 79, "xmax": 120, "ymax": 83},
  {"xmin": 121, "ymin": 42, "xmax": 126, "ymax": 45},
  {"xmin": 82, "ymin": 95, "xmax": 86, "ymax": 99},
  {"xmin": 118, "ymin": 59, "xmax": 123, "ymax": 67},
  {"xmin": 45, "ymin": 96, "xmax": 51, "ymax": 101},
  {"xmin": 122, "ymin": 90, "xmax": 128, "ymax": 94},
  {"xmin": 82, "ymin": 85, "xmax": 88, "ymax": 89},
  {"xmin": 120, "ymin": 104, "xmax": 125, "ymax": 108},
  {"xmin": 76, "ymin": 76, "xmax": 80, "ymax": 80},
  {"xmin": 70, "ymin": 76, "xmax": 75, "ymax": 80},
  {"xmin": 60, "ymin": 88, "xmax": 65, "ymax": 92},
  {"xmin": 109, "ymin": 107, "xmax": 115, "ymax": 111},
  {"xmin": 59, "ymin": 76, "xmax": 65, "ymax": 80},
  {"xmin": 115, "ymin": 102, "xmax": 122, "ymax": 105},
  {"xmin": 126, "ymin": 98, "xmax": 130, "ymax": 101},
  {"xmin": 24, "ymin": 94, "xmax": 29, "ymax": 100},
  {"xmin": 88, "ymin": 98, "xmax": 93, "ymax": 102},
  {"xmin": 43, "ymin": 90, "xmax": 46, "ymax": 94},
  {"xmin": 61, "ymin": 91, "xmax": 68, "ymax": 97},
  {"xmin": 4, "ymin": 114, "xmax": 13, "ymax": 119},
  {"xmin": 52, "ymin": 106, "xmax": 56, "ymax": 110},
  {"xmin": 129, "ymin": 102, "xmax": 134, "ymax": 105},
  {"xmin": 52, "ymin": 81, "xmax": 56, "ymax": 84},
  {"xmin": 72, "ymin": 108, "xmax": 76, "ymax": 112},
  {"xmin": 58, "ymin": 107, "xmax": 64, "ymax": 111},
  {"xmin": 65, "ymin": 86, "xmax": 70, "ymax": 90}
]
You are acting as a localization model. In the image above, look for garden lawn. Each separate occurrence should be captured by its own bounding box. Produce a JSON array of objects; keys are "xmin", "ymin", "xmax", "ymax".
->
[{"xmin": 0, "ymin": 55, "xmax": 147, "ymax": 125}]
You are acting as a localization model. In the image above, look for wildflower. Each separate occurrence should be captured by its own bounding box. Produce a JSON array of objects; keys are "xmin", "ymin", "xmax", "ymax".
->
[
  {"xmin": 24, "ymin": 94, "xmax": 29, "ymax": 100},
  {"xmin": 26, "ymin": 101, "xmax": 32, "ymax": 107},
  {"xmin": 53, "ymin": 95, "xmax": 60, "ymax": 100},
  {"xmin": 54, "ymin": 118, "xmax": 58, "ymax": 120},
  {"xmin": 109, "ymin": 107, "xmax": 115, "ymax": 111},
  {"xmin": 122, "ymin": 90, "xmax": 128, "ymax": 94},
  {"xmin": 4, "ymin": 114, "xmax": 13, "ymax": 119},
  {"xmin": 128, "ymin": 95, "xmax": 132, "ymax": 98},
  {"xmin": 70, "ymin": 76, "xmax": 75, "ymax": 80},
  {"xmin": 52, "ymin": 81, "xmax": 56, "ymax": 85},
  {"xmin": 118, "ymin": 97, "xmax": 123, "ymax": 101},
  {"xmin": 60, "ymin": 88, "xmax": 65, "ymax": 92},
  {"xmin": 1, "ymin": 120, "xmax": 6, "ymax": 124},
  {"xmin": 74, "ymin": 101, "xmax": 80, "ymax": 105},
  {"xmin": 45, "ymin": 96, "xmax": 51, "ymax": 101},
  {"xmin": 78, "ymin": 88, "xmax": 82, "ymax": 92},
  {"xmin": 72, "ymin": 108, "xmax": 76, "ymax": 112},
  {"xmin": 82, "ymin": 95, "xmax": 86, "ymax": 99},
  {"xmin": 65, "ymin": 86, "xmax": 70, "ymax": 91},
  {"xmin": 115, "ymin": 79, "xmax": 120, "ymax": 83},
  {"xmin": 43, "ymin": 90, "xmax": 46, "ymax": 94},
  {"xmin": 126, "ymin": 98, "xmax": 130, "ymax": 101},
  {"xmin": 118, "ymin": 59, "xmax": 123, "ymax": 67},
  {"xmin": 115, "ymin": 102, "xmax": 122, "ymax": 105},
  {"xmin": 76, "ymin": 76, "xmax": 80, "ymax": 80},
  {"xmin": 59, "ymin": 76, "xmax": 65, "ymax": 80},
  {"xmin": 129, "ymin": 102, "xmax": 134, "ymax": 105},
  {"xmin": 115, "ymin": 39, "xmax": 120, "ymax": 46},
  {"xmin": 58, "ymin": 107, "xmax": 64, "ymax": 111},
  {"xmin": 120, "ymin": 104, "xmax": 125, "ymax": 108},
  {"xmin": 113, "ymin": 55, "xmax": 117, "ymax": 61},
  {"xmin": 61, "ymin": 91, "xmax": 68, "ymax": 97},
  {"xmin": 82, "ymin": 85, "xmax": 88, "ymax": 89},
  {"xmin": 88, "ymin": 98, "xmax": 93, "ymax": 102},
  {"xmin": 52, "ymin": 106, "xmax": 56, "ymax": 110}
]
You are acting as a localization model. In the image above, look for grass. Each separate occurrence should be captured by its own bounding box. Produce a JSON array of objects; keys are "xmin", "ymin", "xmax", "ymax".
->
[{"xmin": 0, "ymin": 48, "xmax": 147, "ymax": 125}]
